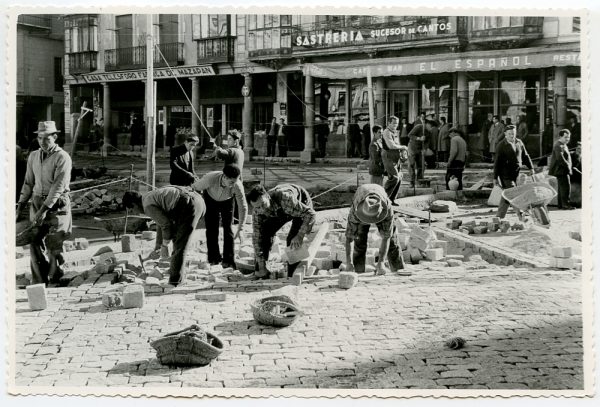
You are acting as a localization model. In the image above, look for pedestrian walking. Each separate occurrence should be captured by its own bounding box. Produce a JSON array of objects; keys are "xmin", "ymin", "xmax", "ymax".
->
[
  {"xmin": 407, "ymin": 119, "xmax": 433, "ymax": 187},
  {"xmin": 122, "ymin": 186, "xmax": 205, "ymax": 286},
  {"xmin": 548, "ymin": 129, "xmax": 574, "ymax": 209},
  {"xmin": 488, "ymin": 115, "xmax": 505, "ymax": 162},
  {"xmin": 192, "ymin": 164, "xmax": 248, "ymax": 268},
  {"xmin": 315, "ymin": 116, "xmax": 330, "ymax": 158},
  {"xmin": 247, "ymin": 183, "xmax": 316, "ymax": 279},
  {"xmin": 277, "ymin": 118, "xmax": 288, "ymax": 157},
  {"xmin": 344, "ymin": 184, "xmax": 406, "ymax": 275},
  {"xmin": 399, "ymin": 117, "xmax": 411, "ymax": 146},
  {"xmin": 361, "ymin": 121, "xmax": 371, "ymax": 160},
  {"xmin": 214, "ymin": 129, "xmax": 244, "ymax": 171},
  {"xmin": 437, "ymin": 117, "xmax": 451, "ymax": 162},
  {"xmin": 265, "ymin": 117, "xmax": 279, "ymax": 157},
  {"xmin": 347, "ymin": 117, "xmax": 362, "ymax": 158},
  {"xmin": 17, "ymin": 121, "xmax": 72, "ymax": 285},
  {"xmin": 169, "ymin": 134, "xmax": 199, "ymax": 186},
  {"xmin": 368, "ymin": 125, "xmax": 385, "ymax": 186},
  {"xmin": 381, "ymin": 116, "xmax": 408, "ymax": 202},
  {"xmin": 494, "ymin": 124, "xmax": 534, "ymax": 219},
  {"xmin": 445, "ymin": 127, "xmax": 468, "ymax": 190}
]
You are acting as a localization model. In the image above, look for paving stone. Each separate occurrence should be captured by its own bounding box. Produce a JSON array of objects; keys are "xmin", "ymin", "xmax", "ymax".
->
[
  {"xmin": 195, "ymin": 292, "xmax": 226, "ymax": 302},
  {"xmin": 26, "ymin": 284, "xmax": 47, "ymax": 311},
  {"xmin": 122, "ymin": 285, "xmax": 144, "ymax": 308}
]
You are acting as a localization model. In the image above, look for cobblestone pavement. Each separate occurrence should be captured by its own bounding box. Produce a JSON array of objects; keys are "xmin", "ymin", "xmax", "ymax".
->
[{"xmin": 12, "ymin": 259, "xmax": 583, "ymax": 391}]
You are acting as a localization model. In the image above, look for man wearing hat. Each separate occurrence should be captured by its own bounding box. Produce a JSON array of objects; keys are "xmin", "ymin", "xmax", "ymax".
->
[
  {"xmin": 445, "ymin": 127, "xmax": 468, "ymax": 190},
  {"xmin": 345, "ymin": 184, "xmax": 406, "ymax": 275},
  {"xmin": 548, "ymin": 129, "xmax": 574, "ymax": 210},
  {"xmin": 169, "ymin": 134, "xmax": 199, "ymax": 186},
  {"xmin": 17, "ymin": 121, "xmax": 72, "ymax": 285},
  {"xmin": 494, "ymin": 124, "xmax": 534, "ymax": 219},
  {"xmin": 214, "ymin": 129, "xmax": 244, "ymax": 171}
]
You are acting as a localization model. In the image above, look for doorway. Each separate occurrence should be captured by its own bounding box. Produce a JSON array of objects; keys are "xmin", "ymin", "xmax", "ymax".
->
[{"xmin": 387, "ymin": 91, "xmax": 410, "ymax": 123}]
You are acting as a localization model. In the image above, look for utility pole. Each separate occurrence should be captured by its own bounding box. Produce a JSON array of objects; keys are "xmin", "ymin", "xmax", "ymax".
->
[{"xmin": 146, "ymin": 14, "xmax": 156, "ymax": 188}]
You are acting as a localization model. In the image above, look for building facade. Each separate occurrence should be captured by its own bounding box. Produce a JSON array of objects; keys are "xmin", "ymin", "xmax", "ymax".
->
[
  {"xmin": 62, "ymin": 14, "xmax": 581, "ymax": 160},
  {"xmin": 17, "ymin": 14, "xmax": 65, "ymax": 149}
]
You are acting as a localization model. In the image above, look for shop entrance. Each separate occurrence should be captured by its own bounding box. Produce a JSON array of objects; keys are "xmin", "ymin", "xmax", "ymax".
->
[{"xmin": 387, "ymin": 91, "xmax": 411, "ymax": 123}]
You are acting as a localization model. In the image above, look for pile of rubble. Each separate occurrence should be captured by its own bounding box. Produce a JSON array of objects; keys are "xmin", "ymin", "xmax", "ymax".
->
[
  {"xmin": 71, "ymin": 188, "xmax": 123, "ymax": 215},
  {"xmin": 446, "ymin": 217, "xmax": 525, "ymax": 234}
]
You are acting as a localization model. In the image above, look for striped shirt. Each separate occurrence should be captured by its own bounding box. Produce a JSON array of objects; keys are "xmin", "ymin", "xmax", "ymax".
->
[
  {"xmin": 19, "ymin": 145, "xmax": 72, "ymax": 209},
  {"xmin": 192, "ymin": 171, "xmax": 248, "ymax": 225}
]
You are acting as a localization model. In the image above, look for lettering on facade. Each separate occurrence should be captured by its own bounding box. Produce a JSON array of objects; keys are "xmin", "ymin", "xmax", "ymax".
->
[
  {"xmin": 80, "ymin": 65, "xmax": 215, "ymax": 83},
  {"xmin": 295, "ymin": 22, "xmax": 453, "ymax": 47}
]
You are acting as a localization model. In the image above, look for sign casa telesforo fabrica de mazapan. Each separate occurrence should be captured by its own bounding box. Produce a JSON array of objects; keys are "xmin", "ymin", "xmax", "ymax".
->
[{"xmin": 295, "ymin": 20, "xmax": 453, "ymax": 47}]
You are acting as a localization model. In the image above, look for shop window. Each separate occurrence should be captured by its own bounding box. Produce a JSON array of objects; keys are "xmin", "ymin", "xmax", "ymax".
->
[
  {"xmin": 421, "ymin": 81, "xmax": 453, "ymax": 124},
  {"xmin": 567, "ymin": 75, "xmax": 581, "ymax": 123},
  {"xmin": 500, "ymin": 73, "xmax": 540, "ymax": 133},
  {"xmin": 158, "ymin": 14, "xmax": 179, "ymax": 44},
  {"xmin": 468, "ymin": 77, "xmax": 494, "ymax": 133},
  {"xmin": 115, "ymin": 15, "xmax": 133, "ymax": 49}
]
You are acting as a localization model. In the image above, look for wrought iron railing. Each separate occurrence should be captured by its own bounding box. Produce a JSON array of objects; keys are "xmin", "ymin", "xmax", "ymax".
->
[
  {"xmin": 68, "ymin": 51, "xmax": 98, "ymax": 74},
  {"xmin": 196, "ymin": 36, "xmax": 235, "ymax": 64},
  {"xmin": 105, "ymin": 42, "xmax": 184, "ymax": 71}
]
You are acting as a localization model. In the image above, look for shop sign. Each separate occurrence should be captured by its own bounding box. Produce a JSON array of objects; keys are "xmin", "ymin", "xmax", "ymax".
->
[
  {"xmin": 241, "ymin": 85, "xmax": 250, "ymax": 97},
  {"xmin": 294, "ymin": 20, "xmax": 453, "ymax": 48},
  {"xmin": 79, "ymin": 65, "xmax": 216, "ymax": 83},
  {"xmin": 305, "ymin": 50, "xmax": 580, "ymax": 79}
]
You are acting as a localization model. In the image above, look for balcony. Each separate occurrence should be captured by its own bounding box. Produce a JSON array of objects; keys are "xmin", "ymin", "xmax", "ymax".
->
[
  {"xmin": 68, "ymin": 51, "xmax": 98, "ymax": 74},
  {"xmin": 468, "ymin": 17, "xmax": 544, "ymax": 46},
  {"xmin": 196, "ymin": 36, "xmax": 235, "ymax": 64},
  {"xmin": 248, "ymin": 47, "xmax": 293, "ymax": 60},
  {"xmin": 292, "ymin": 16, "xmax": 461, "ymax": 56},
  {"xmin": 17, "ymin": 14, "xmax": 52, "ymax": 30},
  {"xmin": 104, "ymin": 43, "xmax": 184, "ymax": 71}
]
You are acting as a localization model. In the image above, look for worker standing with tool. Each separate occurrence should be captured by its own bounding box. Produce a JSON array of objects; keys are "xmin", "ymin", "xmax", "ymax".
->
[
  {"xmin": 213, "ymin": 130, "xmax": 245, "ymax": 171},
  {"xmin": 247, "ymin": 183, "xmax": 316, "ymax": 279},
  {"xmin": 17, "ymin": 121, "xmax": 72, "ymax": 286},
  {"xmin": 407, "ymin": 119, "xmax": 433, "ymax": 187},
  {"xmin": 548, "ymin": 129, "xmax": 574, "ymax": 210},
  {"xmin": 122, "ymin": 186, "xmax": 205, "ymax": 286},
  {"xmin": 169, "ymin": 134, "xmax": 199, "ymax": 186},
  {"xmin": 344, "ymin": 184, "xmax": 406, "ymax": 275},
  {"xmin": 192, "ymin": 164, "xmax": 248, "ymax": 269}
]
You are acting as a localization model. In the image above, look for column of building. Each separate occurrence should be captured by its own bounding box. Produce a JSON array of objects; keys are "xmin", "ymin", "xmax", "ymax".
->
[
  {"xmin": 102, "ymin": 82, "xmax": 111, "ymax": 156},
  {"xmin": 554, "ymin": 66, "xmax": 567, "ymax": 138},
  {"xmin": 242, "ymin": 73, "xmax": 254, "ymax": 160},
  {"xmin": 301, "ymin": 74, "xmax": 315, "ymax": 163},
  {"xmin": 191, "ymin": 77, "xmax": 200, "ymax": 139}
]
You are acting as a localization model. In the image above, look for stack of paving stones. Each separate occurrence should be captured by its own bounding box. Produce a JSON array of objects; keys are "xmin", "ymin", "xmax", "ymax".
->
[
  {"xmin": 71, "ymin": 188, "xmax": 122, "ymax": 215},
  {"xmin": 447, "ymin": 216, "xmax": 526, "ymax": 235},
  {"xmin": 549, "ymin": 246, "xmax": 582, "ymax": 271}
]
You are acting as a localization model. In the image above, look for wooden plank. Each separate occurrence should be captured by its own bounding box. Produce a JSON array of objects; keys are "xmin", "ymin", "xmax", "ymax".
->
[
  {"xmin": 298, "ymin": 222, "xmax": 330, "ymax": 270},
  {"xmin": 392, "ymin": 206, "xmax": 452, "ymax": 222}
]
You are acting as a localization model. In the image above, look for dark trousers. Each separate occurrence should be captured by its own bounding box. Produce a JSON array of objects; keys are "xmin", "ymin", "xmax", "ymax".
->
[
  {"xmin": 152, "ymin": 192, "xmax": 205, "ymax": 285},
  {"xmin": 556, "ymin": 174, "xmax": 572, "ymax": 208},
  {"xmin": 317, "ymin": 135, "xmax": 327, "ymax": 158},
  {"xmin": 347, "ymin": 138, "xmax": 361, "ymax": 158},
  {"xmin": 204, "ymin": 193, "xmax": 235, "ymax": 265},
  {"xmin": 29, "ymin": 195, "xmax": 72, "ymax": 285},
  {"xmin": 256, "ymin": 216, "xmax": 304, "ymax": 277},
  {"xmin": 277, "ymin": 136, "xmax": 288, "ymax": 157},
  {"xmin": 445, "ymin": 160, "xmax": 465, "ymax": 190},
  {"xmin": 352, "ymin": 224, "xmax": 404, "ymax": 272},
  {"xmin": 267, "ymin": 136, "xmax": 277, "ymax": 157},
  {"xmin": 497, "ymin": 177, "xmax": 518, "ymax": 219},
  {"xmin": 381, "ymin": 150, "xmax": 402, "ymax": 201},
  {"xmin": 408, "ymin": 152, "xmax": 424, "ymax": 184}
]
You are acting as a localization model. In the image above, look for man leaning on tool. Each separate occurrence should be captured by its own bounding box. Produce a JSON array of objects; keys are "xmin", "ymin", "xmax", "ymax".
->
[
  {"xmin": 192, "ymin": 164, "xmax": 248, "ymax": 269},
  {"xmin": 344, "ymin": 184, "xmax": 407, "ymax": 276},
  {"xmin": 122, "ymin": 185, "xmax": 205, "ymax": 286},
  {"xmin": 247, "ymin": 183, "xmax": 316, "ymax": 279},
  {"xmin": 17, "ymin": 121, "xmax": 72, "ymax": 285},
  {"xmin": 494, "ymin": 124, "xmax": 534, "ymax": 219}
]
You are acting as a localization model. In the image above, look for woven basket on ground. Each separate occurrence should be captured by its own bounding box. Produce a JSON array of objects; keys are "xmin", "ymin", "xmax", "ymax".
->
[
  {"xmin": 250, "ymin": 295, "xmax": 301, "ymax": 327},
  {"xmin": 150, "ymin": 324, "xmax": 224, "ymax": 366},
  {"xmin": 16, "ymin": 220, "xmax": 40, "ymax": 247}
]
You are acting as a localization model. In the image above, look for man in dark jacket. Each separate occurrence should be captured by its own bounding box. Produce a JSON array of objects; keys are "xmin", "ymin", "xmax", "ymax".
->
[
  {"xmin": 265, "ymin": 117, "xmax": 279, "ymax": 157},
  {"xmin": 548, "ymin": 129, "xmax": 573, "ymax": 209},
  {"xmin": 361, "ymin": 121, "xmax": 372, "ymax": 160},
  {"xmin": 493, "ymin": 124, "xmax": 534, "ymax": 219},
  {"xmin": 347, "ymin": 117, "xmax": 362, "ymax": 158},
  {"xmin": 407, "ymin": 120, "xmax": 433, "ymax": 186},
  {"xmin": 169, "ymin": 134, "xmax": 199, "ymax": 186}
]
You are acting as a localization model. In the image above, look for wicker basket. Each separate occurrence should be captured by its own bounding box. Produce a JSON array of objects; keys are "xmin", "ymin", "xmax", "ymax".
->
[
  {"xmin": 16, "ymin": 220, "xmax": 40, "ymax": 247},
  {"xmin": 250, "ymin": 295, "xmax": 301, "ymax": 327},
  {"xmin": 150, "ymin": 324, "xmax": 224, "ymax": 366}
]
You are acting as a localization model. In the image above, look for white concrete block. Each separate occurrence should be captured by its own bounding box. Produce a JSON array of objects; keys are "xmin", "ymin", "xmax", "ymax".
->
[
  {"xmin": 555, "ymin": 257, "xmax": 575, "ymax": 269},
  {"xmin": 122, "ymin": 285, "xmax": 144, "ymax": 308},
  {"xmin": 551, "ymin": 246, "xmax": 573, "ymax": 259},
  {"xmin": 339, "ymin": 272, "xmax": 357, "ymax": 289},
  {"xmin": 424, "ymin": 248, "xmax": 444, "ymax": 261},
  {"xmin": 26, "ymin": 284, "xmax": 47, "ymax": 311}
]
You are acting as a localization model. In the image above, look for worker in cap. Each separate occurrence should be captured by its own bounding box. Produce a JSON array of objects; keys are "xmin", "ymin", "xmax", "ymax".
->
[{"xmin": 345, "ymin": 184, "xmax": 407, "ymax": 275}]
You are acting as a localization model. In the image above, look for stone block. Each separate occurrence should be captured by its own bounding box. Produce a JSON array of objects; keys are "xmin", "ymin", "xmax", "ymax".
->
[
  {"xmin": 291, "ymin": 271, "xmax": 303, "ymax": 286},
  {"xmin": 431, "ymin": 240, "xmax": 448, "ymax": 255},
  {"xmin": 315, "ymin": 248, "xmax": 331, "ymax": 259},
  {"xmin": 91, "ymin": 262, "xmax": 115, "ymax": 274},
  {"xmin": 365, "ymin": 265, "xmax": 376, "ymax": 274},
  {"xmin": 446, "ymin": 254, "xmax": 464, "ymax": 261},
  {"xmin": 555, "ymin": 257, "xmax": 575, "ymax": 269},
  {"xmin": 74, "ymin": 238, "xmax": 89, "ymax": 250},
  {"xmin": 551, "ymin": 246, "xmax": 573, "ymax": 259},
  {"xmin": 195, "ymin": 292, "xmax": 226, "ymax": 302},
  {"xmin": 145, "ymin": 277, "xmax": 161, "ymax": 285},
  {"xmin": 141, "ymin": 231, "xmax": 157, "ymax": 240},
  {"xmin": 329, "ymin": 268, "xmax": 341, "ymax": 276},
  {"xmin": 285, "ymin": 245, "xmax": 310, "ymax": 263},
  {"xmin": 459, "ymin": 227, "xmax": 472, "ymax": 235},
  {"xmin": 569, "ymin": 231, "xmax": 582, "ymax": 241},
  {"xmin": 148, "ymin": 268, "xmax": 164, "ymax": 280},
  {"xmin": 473, "ymin": 226, "xmax": 488, "ymax": 234},
  {"xmin": 424, "ymin": 248, "xmax": 444, "ymax": 261},
  {"xmin": 447, "ymin": 259, "xmax": 463, "ymax": 267},
  {"xmin": 121, "ymin": 234, "xmax": 140, "ymax": 253},
  {"xmin": 26, "ymin": 284, "xmax": 47, "ymax": 311},
  {"xmin": 122, "ymin": 285, "xmax": 144, "ymax": 308},
  {"xmin": 338, "ymin": 272, "xmax": 358, "ymax": 289},
  {"xmin": 409, "ymin": 236, "xmax": 429, "ymax": 251},
  {"xmin": 305, "ymin": 265, "xmax": 317, "ymax": 277},
  {"xmin": 468, "ymin": 254, "xmax": 483, "ymax": 262}
]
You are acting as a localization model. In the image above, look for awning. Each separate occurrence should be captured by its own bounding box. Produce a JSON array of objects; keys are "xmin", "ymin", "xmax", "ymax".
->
[{"xmin": 303, "ymin": 45, "xmax": 580, "ymax": 80}]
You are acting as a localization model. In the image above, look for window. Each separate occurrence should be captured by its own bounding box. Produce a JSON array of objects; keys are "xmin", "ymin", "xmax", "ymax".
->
[
  {"xmin": 472, "ymin": 16, "xmax": 525, "ymax": 30},
  {"xmin": 116, "ymin": 15, "xmax": 133, "ymax": 49},
  {"xmin": 573, "ymin": 17, "xmax": 581, "ymax": 33},
  {"xmin": 54, "ymin": 57, "xmax": 63, "ymax": 92},
  {"xmin": 192, "ymin": 14, "xmax": 229, "ymax": 39},
  {"xmin": 65, "ymin": 15, "xmax": 98, "ymax": 53},
  {"xmin": 500, "ymin": 73, "xmax": 541, "ymax": 133},
  {"xmin": 247, "ymin": 15, "xmax": 292, "ymax": 52},
  {"xmin": 159, "ymin": 14, "xmax": 179, "ymax": 44},
  {"xmin": 468, "ymin": 77, "xmax": 494, "ymax": 133},
  {"xmin": 421, "ymin": 80, "xmax": 453, "ymax": 123}
]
